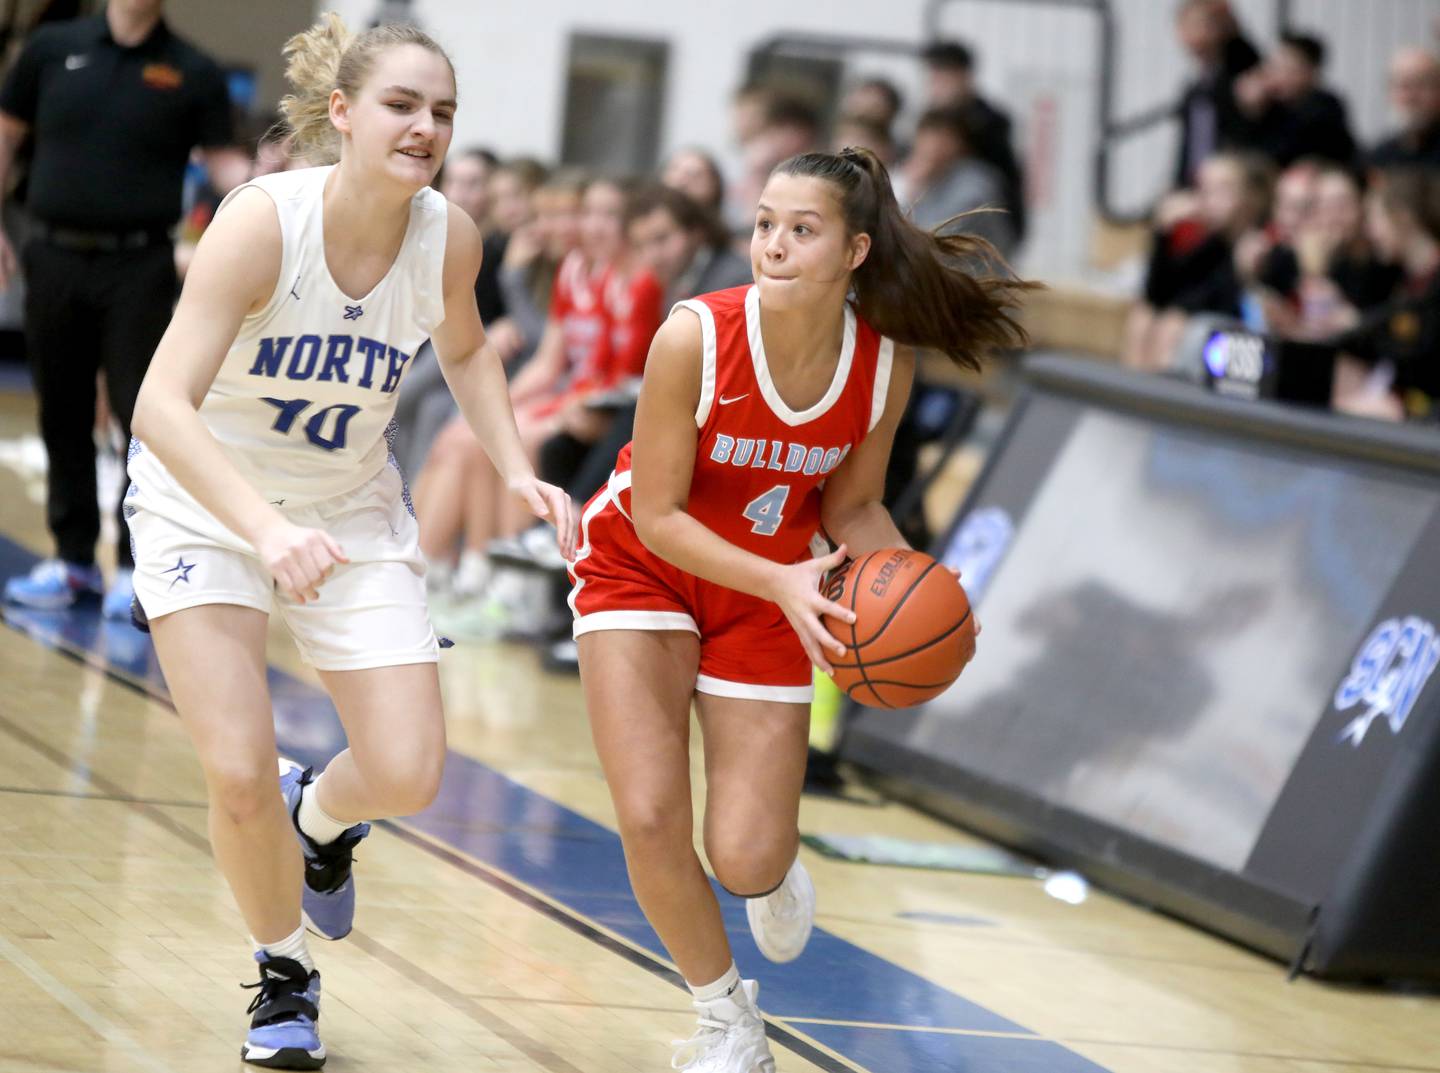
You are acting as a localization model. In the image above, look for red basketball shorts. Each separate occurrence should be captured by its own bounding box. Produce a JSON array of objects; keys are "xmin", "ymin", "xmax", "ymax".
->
[{"xmin": 567, "ymin": 472, "xmax": 814, "ymax": 703}]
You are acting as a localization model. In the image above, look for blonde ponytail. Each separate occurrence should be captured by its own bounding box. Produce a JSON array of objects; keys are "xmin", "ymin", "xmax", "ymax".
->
[
  {"xmin": 279, "ymin": 13, "xmax": 351, "ymax": 163},
  {"xmin": 278, "ymin": 12, "xmax": 454, "ymax": 165}
]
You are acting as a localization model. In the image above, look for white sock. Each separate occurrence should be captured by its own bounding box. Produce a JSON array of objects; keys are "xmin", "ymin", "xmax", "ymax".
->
[
  {"xmin": 688, "ymin": 962, "xmax": 741, "ymax": 1005},
  {"xmin": 296, "ymin": 776, "xmax": 353, "ymax": 846},
  {"xmin": 253, "ymin": 923, "xmax": 314, "ymax": 973}
]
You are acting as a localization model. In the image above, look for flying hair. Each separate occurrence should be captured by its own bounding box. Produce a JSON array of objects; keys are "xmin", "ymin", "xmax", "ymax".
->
[
  {"xmin": 279, "ymin": 12, "xmax": 454, "ymax": 164},
  {"xmin": 772, "ymin": 147, "xmax": 1039, "ymax": 371}
]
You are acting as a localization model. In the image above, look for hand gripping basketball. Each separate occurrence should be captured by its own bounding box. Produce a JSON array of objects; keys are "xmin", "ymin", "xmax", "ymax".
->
[
  {"xmin": 821, "ymin": 548, "xmax": 976, "ymax": 708},
  {"xmin": 769, "ymin": 544, "xmax": 857, "ymax": 675}
]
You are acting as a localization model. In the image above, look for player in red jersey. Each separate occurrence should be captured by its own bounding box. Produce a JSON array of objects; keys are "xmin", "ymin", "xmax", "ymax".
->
[{"xmin": 570, "ymin": 147, "xmax": 1034, "ymax": 1071}]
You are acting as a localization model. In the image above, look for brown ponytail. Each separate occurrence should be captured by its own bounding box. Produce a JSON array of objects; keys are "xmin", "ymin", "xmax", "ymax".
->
[{"xmin": 772, "ymin": 147, "xmax": 1039, "ymax": 371}]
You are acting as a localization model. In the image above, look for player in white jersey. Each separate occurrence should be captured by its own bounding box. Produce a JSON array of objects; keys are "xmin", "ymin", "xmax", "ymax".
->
[{"xmin": 126, "ymin": 16, "xmax": 574, "ymax": 1070}]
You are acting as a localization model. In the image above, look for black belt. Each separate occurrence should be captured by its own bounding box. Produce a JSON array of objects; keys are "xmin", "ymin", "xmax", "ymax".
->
[{"xmin": 31, "ymin": 221, "xmax": 171, "ymax": 252}]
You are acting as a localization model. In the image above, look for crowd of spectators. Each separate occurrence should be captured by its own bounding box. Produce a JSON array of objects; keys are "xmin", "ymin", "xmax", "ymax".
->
[{"xmin": 1126, "ymin": 0, "xmax": 1440, "ymax": 423}]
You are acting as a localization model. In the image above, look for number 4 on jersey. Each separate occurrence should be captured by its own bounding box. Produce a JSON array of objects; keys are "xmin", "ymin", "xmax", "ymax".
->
[{"xmin": 743, "ymin": 484, "xmax": 790, "ymax": 536}]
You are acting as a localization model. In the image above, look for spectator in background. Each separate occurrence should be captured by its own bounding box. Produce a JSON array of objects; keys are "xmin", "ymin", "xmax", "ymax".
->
[
  {"xmin": 898, "ymin": 107, "xmax": 1015, "ymax": 257},
  {"xmin": 1234, "ymin": 32, "xmax": 1356, "ymax": 167},
  {"xmin": 1334, "ymin": 169, "xmax": 1440, "ymax": 422},
  {"xmin": 626, "ymin": 183, "xmax": 750, "ymax": 309},
  {"xmin": 920, "ymin": 39, "xmax": 1026, "ymax": 242},
  {"xmin": 1173, "ymin": 0, "xmax": 1261, "ymax": 187},
  {"xmin": 1124, "ymin": 152, "xmax": 1272, "ymax": 370},
  {"xmin": 442, "ymin": 146, "xmax": 499, "ymax": 231},
  {"xmin": 405, "ymin": 167, "xmax": 581, "ymax": 600},
  {"xmin": 725, "ymin": 95, "xmax": 820, "ymax": 235},
  {"xmin": 661, "ymin": 146, "xmax": 725, "ymax": 220},
  {"xmin": 1234, "ymin": 158, "xmax": 1319, "ymax": 321},
  {"xmin": 728, "ymin": 80, "xmax": 776, "ymax": 155},
  {"xmin": 495, "ymin": 169, "xmax": 586, "ymax": 377},
  {"xmin": 482, "ymin": 156, "xmax": 548, "ymax": 364},
  {"xmin": 841, "ymin": 76, "xmax": 903, "ymax": 136},
  {"xmin": 390, "ymin": 153, "xmax": 544, "ymax": 484},
  {"xmin": 832, "ymin": 114, "xmax": 897, "ymax": 167},
  {"xmin": 1368, "ymin": 48, "xmax": 1440, "ymax": 173},
  {"xmin": 1249, "ymin": 164, "xmax": 1399, "ymax": 342},
  {"xmin": 443, "ymin": 148, "xmax": 506, "ymax": 324},
  {"xmin": 0, "ymin": 0, "xmax": 231, "ymax": 619}
]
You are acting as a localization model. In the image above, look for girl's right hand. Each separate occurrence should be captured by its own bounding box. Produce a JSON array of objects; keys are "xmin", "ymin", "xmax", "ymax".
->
[
  {"xmin": 768, "ymin": 544, "xmax": 857, "ymax": 675},
  {"xmin": 254, "ymin": 519, "xmax": 348, "ymax": 604}
]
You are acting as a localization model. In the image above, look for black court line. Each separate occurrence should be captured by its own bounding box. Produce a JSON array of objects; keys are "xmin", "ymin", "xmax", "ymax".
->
[{"xmin": 0, "ymin": 784, "xmax": 207, "ymax": 808}]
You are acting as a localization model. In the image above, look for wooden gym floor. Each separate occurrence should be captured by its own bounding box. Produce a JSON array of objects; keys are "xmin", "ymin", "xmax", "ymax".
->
[{"xmin": 1, "ymin": 385, "xmax": 1438, "ymax": 1073}]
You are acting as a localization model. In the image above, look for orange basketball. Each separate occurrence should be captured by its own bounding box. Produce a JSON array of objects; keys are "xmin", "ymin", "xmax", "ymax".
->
[{"xmin": 822, "ymin": 548, "xmax": 976, "ymax": 708}]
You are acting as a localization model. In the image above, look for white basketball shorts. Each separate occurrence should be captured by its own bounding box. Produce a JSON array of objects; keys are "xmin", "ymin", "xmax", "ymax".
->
[{"xmin": 127, "ymin": 453, "xmax": 438, "ymax": 671}]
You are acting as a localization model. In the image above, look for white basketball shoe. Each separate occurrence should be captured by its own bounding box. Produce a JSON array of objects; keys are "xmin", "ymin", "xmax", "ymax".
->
[
  {"xmin": 670, "ymin": 978, "xmax": 775, "ymax": 1073},
  {"xmin": 745, "ymin": 858, "xmax": 815, "ymax": 963}
]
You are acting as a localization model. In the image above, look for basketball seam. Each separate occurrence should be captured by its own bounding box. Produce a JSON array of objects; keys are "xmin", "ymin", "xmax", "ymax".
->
[
  {"xmin": 852, "ymin": 557, "xmax": 942, "ymax": 649},
  {"xmin": 851, "ymin": 676, "xmax": 957, "ymax": 690},
  {"xmin": 847, "ymin": 550, "xmax": 881, "ymax": 706},
  {"xmin": 827, "ymin": 607, "xmax": 972, "ymax": 671}
]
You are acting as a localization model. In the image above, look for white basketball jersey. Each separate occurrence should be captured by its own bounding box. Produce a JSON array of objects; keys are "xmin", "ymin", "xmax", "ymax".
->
[{"xmin": 165, "ymin": 165, "xmax": 447, "ymax": 506}]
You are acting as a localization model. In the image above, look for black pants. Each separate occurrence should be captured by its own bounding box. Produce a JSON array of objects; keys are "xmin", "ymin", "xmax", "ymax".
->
[
  {"xmin": 550, "ymin": 403, "xmax": 637, "ymax": 503},
  {"xmin": 23, "ymin": 239, "xmax": 176, "ymax": 568}
]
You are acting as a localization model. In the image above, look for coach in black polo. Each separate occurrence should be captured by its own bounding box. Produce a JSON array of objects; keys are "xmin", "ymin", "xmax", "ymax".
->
[{"xmin": 0, "ymin": 0, "xmax": 230, "ymax": 618}]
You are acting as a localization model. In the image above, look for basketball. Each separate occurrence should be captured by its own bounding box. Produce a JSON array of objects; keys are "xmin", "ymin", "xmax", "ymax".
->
[{"xmin": 822, "ymin": 548, "xmax": 976, "ymax": 708}]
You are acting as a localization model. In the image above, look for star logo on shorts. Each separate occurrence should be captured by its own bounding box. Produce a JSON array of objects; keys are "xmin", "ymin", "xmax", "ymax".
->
[
  {"xmin": 162, "ymin": 556, "xmax": 195, "ymax": 589},
  {"xmin": 343, "ymin": 304, "xmax": 364, "ymax": 321}
]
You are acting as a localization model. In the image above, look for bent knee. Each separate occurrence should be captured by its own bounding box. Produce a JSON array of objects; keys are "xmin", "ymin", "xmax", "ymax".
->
[
  {"xmin": 205, "ymin": 762, "xmax": 282, "ymax": 826},
  {"xmin": 361, "ymin": 754, "xmax": 444, "ymax": 817},
  {"xmin": 706, "ymin": 833, "xmax": 793, "ymax": 897},
  {"xmin": 615, "ymin": 802, "xmax": 691, "ymax": 859}
]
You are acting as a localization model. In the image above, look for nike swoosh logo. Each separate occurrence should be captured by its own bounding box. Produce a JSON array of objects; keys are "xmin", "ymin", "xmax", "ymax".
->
[
  {"xmin": 64, "ymin": 54, "xmax": 89, "ymax": 70},
  {"xmin": 718, "ymin": 393, "xmax": 749, "ymax": 405}
]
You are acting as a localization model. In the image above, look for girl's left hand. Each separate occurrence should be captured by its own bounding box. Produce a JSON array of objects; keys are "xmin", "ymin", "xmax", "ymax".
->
[
  {"xmin": 509, "ymin": 476, "xmax": 578, "ymax": 561},
  {"xmin": 947, "ymin": 565, "xmax": 982, "ymax": 639}
]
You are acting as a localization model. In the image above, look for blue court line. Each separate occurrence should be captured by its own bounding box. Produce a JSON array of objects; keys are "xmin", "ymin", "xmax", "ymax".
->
[{"xmin": 0, "ymin": 536, "xmax": 1114, "ymax": 1073}]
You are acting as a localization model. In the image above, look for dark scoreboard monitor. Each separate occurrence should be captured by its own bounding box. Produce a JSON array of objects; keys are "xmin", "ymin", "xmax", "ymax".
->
[
  {"xmin": 841, "ymin": 355, "xmax": 1440, "ymax": 980},
  {"xmin": 1200, "ymin": 329, "xmax": 1336, "ymax": 407}
]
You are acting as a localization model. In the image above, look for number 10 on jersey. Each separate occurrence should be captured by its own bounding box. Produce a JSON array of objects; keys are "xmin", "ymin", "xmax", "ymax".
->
[{"xmin": 743, "ymin": 484, "xmax": 789, "ymax": 536}]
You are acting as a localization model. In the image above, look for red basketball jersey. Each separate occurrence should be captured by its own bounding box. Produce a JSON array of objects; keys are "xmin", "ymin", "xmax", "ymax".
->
[{"xmin": 610, "ymin": 284, "xmax": 894, "ymax": 565}]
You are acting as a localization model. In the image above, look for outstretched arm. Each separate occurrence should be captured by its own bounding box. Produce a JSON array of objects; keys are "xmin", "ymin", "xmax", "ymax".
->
[{"xmin": 429, "ymin": 204, "xmax": 576, "ymax": 557}]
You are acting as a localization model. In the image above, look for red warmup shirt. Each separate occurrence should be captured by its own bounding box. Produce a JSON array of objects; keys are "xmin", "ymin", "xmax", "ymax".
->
[
  {"xmin": 609, "ymin": 284, "xmax": 893, "ymax": 564},
  {"xmin": 601, "ymin": 266, "xmax": 663, "ymax": 384},
  {"xmin": 549, "ymin": 250, "xmax": 610, "ymax": 391}
]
